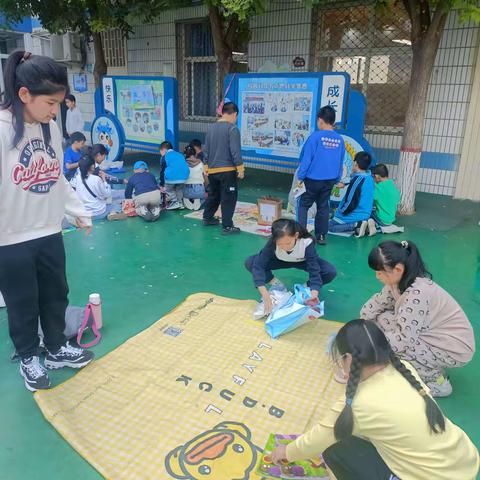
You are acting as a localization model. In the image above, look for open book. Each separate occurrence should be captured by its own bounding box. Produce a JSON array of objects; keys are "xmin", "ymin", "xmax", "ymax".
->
[{"xmin": 256, "ymin": 434, "xmax": 329, "ymax": 479}]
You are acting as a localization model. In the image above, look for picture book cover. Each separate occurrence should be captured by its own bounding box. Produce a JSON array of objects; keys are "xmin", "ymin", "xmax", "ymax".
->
[{"xmin": 256, "ymin": 434, "xmax": 329, "ymax": 479}]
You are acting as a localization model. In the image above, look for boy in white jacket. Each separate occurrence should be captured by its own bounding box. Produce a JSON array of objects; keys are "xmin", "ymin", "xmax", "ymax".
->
[{"xmin": 0, "ymin": 51, "xmax": 94, "ymax": 391}]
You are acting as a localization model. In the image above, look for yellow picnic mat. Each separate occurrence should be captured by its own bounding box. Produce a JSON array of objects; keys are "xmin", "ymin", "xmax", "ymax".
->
[{"xmin": 35, "ymin": 293, "xmax": 344, "ymax": 480}]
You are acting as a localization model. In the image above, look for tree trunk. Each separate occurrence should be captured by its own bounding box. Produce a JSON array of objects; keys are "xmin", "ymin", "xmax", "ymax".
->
[
  {"xmin": 398, "ymin": 7, "xmax": 448, "ymax": 215},
  {"xmin": 208, "ymin": 5, "xmax": 235, "ymax": 100},
  {"xmin": 92, "ymin": 32, "xmax": 107, "ymax": 89}
]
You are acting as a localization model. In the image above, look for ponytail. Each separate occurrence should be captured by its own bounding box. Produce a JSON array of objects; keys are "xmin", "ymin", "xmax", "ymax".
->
[
  {"xmin": 79, "ymin": 153, "xmax": 95, "ymax": 180},
  {"xmin": 389, "ymin": 353, "xmax": 445, "ymax": 433},
  {"xmin": 368, "ymin": 240, "xmax": 431, "ymax": 293},
  {"xmin": 0, "ymin": 50, "xmax": 68, "ymax": 148},
  {"xmin": 333, "ymin": 348, "xmax": 362, "ymax": 440}
]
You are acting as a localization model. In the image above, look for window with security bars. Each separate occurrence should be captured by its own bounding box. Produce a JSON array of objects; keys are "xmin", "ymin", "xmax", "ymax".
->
[
  {"xmin": 100, "ymin": 29, "xmax": 127, "ymax": 68},
  {"xmin": 177, "ymin": 22, "xmax": 219, "ymax": 119},
  {"xmin": 176, "ymin": 21, "xmax": 248, "ymax": 120},
  {"xmin": 311, "ymin": 2, "xmax": 412, "ymax": 132}
]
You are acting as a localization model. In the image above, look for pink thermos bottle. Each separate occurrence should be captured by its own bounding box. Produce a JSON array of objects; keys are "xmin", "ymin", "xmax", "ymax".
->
[{"xmin": 89, "ymin": 293, "xmax": 103, "ymax": 328}]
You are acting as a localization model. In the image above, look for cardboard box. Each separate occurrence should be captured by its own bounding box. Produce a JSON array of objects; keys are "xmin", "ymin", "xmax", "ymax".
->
[{"xmin": 257, "ymin": 197, "xmax": 282, "ymax": 226}]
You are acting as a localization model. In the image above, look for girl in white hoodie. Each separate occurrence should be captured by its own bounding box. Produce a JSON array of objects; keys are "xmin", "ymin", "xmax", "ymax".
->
[{"xmin": 0, "ymin": 51, "xmax": 94, "ymax": 392}]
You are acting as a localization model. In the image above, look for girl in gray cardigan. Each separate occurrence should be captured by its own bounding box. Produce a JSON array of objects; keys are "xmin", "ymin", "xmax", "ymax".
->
[{"xmin": 361, "ymin": 240, "xmax": 475, "ymax": 397}]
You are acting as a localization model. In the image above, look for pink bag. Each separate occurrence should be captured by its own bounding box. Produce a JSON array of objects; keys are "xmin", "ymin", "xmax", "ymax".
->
[{"xmin": 77, "ymin": 303, "xmax": 102, "ymax": 348}]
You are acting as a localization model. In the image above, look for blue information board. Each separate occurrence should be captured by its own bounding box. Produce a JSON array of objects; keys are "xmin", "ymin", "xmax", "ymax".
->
[
  {"xmin": 224, "ymin": 72, "xmax": 349, "ymax": 168},
  {"xmin": 93, "ymin": 75, "xmax": 179, "ymax": 165}
]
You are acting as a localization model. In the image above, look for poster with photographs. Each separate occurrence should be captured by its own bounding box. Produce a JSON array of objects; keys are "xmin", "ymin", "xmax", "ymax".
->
[
  {"xmin": 239, "ymin": 77, "xmax": 319, "ymax": 159},
  {"xmin": 115, "ymin": 79, "xmax": 165, "ymax": 144}
]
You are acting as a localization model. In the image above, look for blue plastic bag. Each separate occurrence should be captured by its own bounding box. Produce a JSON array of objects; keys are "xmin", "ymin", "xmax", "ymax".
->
[{"xmin": 265, "ymin": 284, "xmax": 324, "ymax": 339}]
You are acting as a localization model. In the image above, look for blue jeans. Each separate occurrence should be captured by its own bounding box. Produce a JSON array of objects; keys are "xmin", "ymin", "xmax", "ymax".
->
[
  {"xmin": 328, "ymin": 218, "xmax": 357, "ymax": 233},
  {"xmin": 92, "ymin": 203, "xmax": 122, "ymax": 221},
  {"xmin": 183, "ymin": 184, "xmax": 205, "ymax": 199}
]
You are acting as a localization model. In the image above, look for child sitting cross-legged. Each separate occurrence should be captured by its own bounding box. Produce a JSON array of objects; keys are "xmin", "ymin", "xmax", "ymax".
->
[
  {"xmin": 75, "ymin": 154, "xmax": 126, "ymax": 221},
  {"xmin": 357, "ymin": 163, "xmax": 401, "ymax": 237},
  {"xmin": 328, "ymin": 152, "xmax": 374, "ymax": 235},
  {"xmin": 125, "ymin": 161, "xmax": 162, "ymax": 222}
]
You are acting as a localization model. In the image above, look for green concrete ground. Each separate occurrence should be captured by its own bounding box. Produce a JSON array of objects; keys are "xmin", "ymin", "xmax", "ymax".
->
[{"xmin": 1, "ymin": 160, "xmax": 479, "ymax": 479}]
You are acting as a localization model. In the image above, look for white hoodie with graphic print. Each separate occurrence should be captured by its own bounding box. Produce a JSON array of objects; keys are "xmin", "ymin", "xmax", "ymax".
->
[{"xmin": 0, "ymin": 109, "xmax": 91, "ymax": 247}]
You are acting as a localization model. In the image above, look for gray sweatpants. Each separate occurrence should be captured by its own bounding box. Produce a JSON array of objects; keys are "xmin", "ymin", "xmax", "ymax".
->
[{"xmin": 165, "ymin": 183, "xmax": 184, "ymax": 204}]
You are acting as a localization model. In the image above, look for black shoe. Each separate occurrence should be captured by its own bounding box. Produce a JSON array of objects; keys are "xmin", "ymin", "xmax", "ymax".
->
[
  {"xmin": 203, "ymin": 218, "xmax": 220, "ymax": 226},
  {"xmin": 317, "ymin": 234, "xmax": 327, "ymax": 245},
  {"xmin": 44, "ymin": 342, "xmax": 94, "ymax": 370},
  {"xmin": 222, "ymin": 226, "xmax": 241, "ymax": 235},
  {"xmin": 20, "ymin": 356, "xmax": 51, "ymax": 392}
]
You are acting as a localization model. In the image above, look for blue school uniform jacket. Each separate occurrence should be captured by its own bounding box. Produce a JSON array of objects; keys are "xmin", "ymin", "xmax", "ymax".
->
[
  {"xmin": 297, "ymin": 130, "xmax": 345, "ymax": 182},
  {"xmin": 334, "ymin": 172, "xmax": 374, "ymax": 224},
  {"xmin": 160, "ymin": 149, "xmax": 190, "ymax": 186}
]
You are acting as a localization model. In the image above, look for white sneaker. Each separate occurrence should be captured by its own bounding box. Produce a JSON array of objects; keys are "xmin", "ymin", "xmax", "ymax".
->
[
  {"xmin": 355, "ymin": 221, "xmax": 368, "ymax": 238},
  {"xmin": 166, "ymin": 201, "xmax": 182, "ymax": 210},
  {"xmin": 426, "ymin": 375, "xmax": 452, "ymax": 397},
  {"xmin": 367, "ymin": 218, "xmax": 377, "ymax": 236}
]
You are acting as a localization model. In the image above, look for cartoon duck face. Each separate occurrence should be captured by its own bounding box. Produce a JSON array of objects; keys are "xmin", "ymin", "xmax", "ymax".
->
[{"xmin": 165, "ymin": 422, "xmax": 260, "ymax": 480}]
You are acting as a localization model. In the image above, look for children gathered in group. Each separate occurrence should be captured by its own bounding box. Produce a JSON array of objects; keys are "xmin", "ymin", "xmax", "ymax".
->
[{"xmin": 0, "ymin": 50, "xmax": 477, "ymax": 480}]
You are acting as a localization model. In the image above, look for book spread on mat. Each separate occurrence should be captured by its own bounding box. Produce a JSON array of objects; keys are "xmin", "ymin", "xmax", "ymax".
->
[{"xmin": 257, "ymin": 434, "xmax": 329, "ymax": 479}]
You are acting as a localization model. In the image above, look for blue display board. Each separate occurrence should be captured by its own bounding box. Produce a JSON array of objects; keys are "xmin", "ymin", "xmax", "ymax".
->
[
  {"xmin": 224, "ymin": 73, "xmax": 349, "ymax": 167},
  {"xmin": 93, "ymin": 75, "xmax": 179, "ymax": 164}
]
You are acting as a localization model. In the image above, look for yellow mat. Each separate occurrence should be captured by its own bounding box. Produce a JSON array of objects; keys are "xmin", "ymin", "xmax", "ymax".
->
[{"xmin": 35, "ymin": 293, "xmax": 344, "ymax": 480}]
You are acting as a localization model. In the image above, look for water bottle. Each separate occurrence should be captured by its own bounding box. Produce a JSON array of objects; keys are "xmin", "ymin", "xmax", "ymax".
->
[{"xmin": 89, "ymin": 293, "xmax": 103, "ymax": 329}]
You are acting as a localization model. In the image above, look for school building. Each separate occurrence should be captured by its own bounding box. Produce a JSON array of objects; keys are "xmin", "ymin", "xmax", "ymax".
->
[{"xmin": 4, "ymin": 1, "xmax": 480, "ymax": 201}]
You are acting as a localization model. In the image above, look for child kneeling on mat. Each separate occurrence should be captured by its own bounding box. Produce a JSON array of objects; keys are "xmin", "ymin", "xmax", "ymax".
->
[
  {"xmin": 125, "ymin": 161, "xmax": 162, "ymax": 222},
  {"xmin": 271, "ymin": 319, "xmax": 479, "ymax": 480},
  {"xmin": 361, "ymin": 240, "xmax": 475, "ymax": 397},
  {"xmin": 183, "ymin": 144, "xmax": 206, "ymax": 211},
  {"xmin": 245, "ymin": 219, "xmax": 336, "ymax": 315}
]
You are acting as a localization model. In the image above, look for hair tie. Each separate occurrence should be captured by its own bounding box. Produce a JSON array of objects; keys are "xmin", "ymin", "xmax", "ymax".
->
[
  {"xmin": 346, "ymin": 398, "xmax": 353, "ymax": 407},
  {"xmin": 20, "ymin": 51, "xmax": 32, "ymax": 64},
  {"xmin": 419, "ymin": 389, "xmax": 427, "ymax": 397},
  {"xmin": 401, "ymin": 240, "xmax": 409, "ymax": 249}
]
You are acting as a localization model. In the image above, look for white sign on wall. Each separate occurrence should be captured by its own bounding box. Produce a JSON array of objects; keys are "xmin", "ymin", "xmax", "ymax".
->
[
  {"xmin": 320, "ymin": 74, "xmax": 346, "ymax": 124},
  {"xmin": 102, "ymin": 77, "xmax": 115, "ymax": 115}
]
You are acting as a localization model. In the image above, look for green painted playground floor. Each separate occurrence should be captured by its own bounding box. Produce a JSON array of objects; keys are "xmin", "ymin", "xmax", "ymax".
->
[{"xmin": 1, "ymin": 158, "xmax": 479, "ymax": 479}]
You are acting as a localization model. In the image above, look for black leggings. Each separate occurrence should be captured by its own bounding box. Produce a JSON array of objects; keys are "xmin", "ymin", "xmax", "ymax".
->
[
  {"xmin": 0, "ymin": 233, "xmax": 68, "ymax": 358},
  {"xmin": 323, "ymin": 437, "xmax": 399, "ymax": 480}
]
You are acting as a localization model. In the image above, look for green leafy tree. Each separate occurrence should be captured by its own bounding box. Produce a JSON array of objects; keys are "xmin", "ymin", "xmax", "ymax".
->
[{"xmin": 0, "ymin": 0, "xmax": 190, "ymax": 87}]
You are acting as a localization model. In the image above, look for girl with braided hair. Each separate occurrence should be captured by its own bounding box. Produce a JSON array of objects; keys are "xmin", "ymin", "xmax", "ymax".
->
[
  {"xmin": 361, "ymin": 240, "xmax": 474, "ymax": 397},
  {"xmin": 271, "ymin": 319, "xmax": 479, "ymax": 480}
]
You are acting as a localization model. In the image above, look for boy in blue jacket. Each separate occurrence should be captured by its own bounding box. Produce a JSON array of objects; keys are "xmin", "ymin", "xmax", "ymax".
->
[
  {"xmin": 297, "ymin": 106, "xmax": 345, "ymax": 245},
  {"xmin": 159, "ymin": 141, "xmax": 190, "ymax": 210},
  {"xmin": 328, "ymin": 151, "xmax": 374, "ymax": 234}
]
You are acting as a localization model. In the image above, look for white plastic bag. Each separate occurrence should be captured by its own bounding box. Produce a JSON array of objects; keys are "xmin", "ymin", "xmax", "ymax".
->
[{"xmin": 253, "ymin": 289, "xmax": 292, "ymax": 320}]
